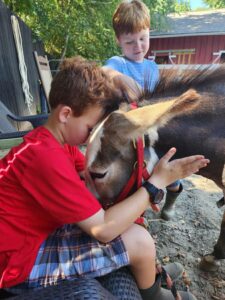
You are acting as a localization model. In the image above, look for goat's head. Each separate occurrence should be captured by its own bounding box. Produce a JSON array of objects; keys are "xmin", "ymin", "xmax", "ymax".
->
[{"xmin": 85, "ymin": 89, "xmax": 201, "ymax": 205}]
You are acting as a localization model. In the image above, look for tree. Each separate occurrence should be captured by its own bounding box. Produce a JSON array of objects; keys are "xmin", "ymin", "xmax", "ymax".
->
[
  {"xmin": 3, "ymin": 0, "xmax": 191, "ymax": 63},
  {"xmin": 4, "ymin": 0, "xmax": 120, "ymax": 62},
  {"xmin": 203, "ymin": 0, "xmax": 225, "ymax": 8}
]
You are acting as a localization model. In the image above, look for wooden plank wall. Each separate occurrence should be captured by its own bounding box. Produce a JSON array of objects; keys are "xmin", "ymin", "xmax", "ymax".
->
[{"xmin": 0, "ymin": 1, "xmax": 46, "ymax": 130}]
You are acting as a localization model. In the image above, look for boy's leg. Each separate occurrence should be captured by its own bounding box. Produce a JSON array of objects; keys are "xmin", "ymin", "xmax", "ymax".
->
[
  {"xmin": 122, "ymin": 223, "xmax": 156, "ymax": 288},
  {"xmin": 156, "ymin": 151, "xmax": 183, "ymax": 220},
  {"xmin": 161, "ymin": 180, "xmax": 183, "ymax": 220},
  {"xmin": 121, "ymin": 224, "xmax": 197, "ymax": 300}
]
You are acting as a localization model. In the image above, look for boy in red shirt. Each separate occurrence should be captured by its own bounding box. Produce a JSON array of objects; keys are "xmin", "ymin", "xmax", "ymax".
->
[{"xmin": 0, "ymin": 56, "xmax": 208, "ymax": 300}]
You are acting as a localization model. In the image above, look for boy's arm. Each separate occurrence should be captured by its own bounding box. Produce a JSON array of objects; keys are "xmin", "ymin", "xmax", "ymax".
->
[
  {"xmin": 78, "ymin": 149, "xmax": 209, "ymax": 243},
  {"xmin": 102, "ymin": 66, "xmax": 142, "ymax": 103},
  {"xmin": 78, "ymin": 187, "xmax": 149, "ymax": 242}
]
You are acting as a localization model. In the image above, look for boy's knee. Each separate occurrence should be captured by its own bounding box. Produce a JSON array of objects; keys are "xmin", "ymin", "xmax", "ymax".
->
[
  {"xmin": 122, "ymin": 224, "xmax": 156, "ymax": 261},
  {"xmin": 136, "ymin": 226, "xmax": 154, "ymax": 248}
]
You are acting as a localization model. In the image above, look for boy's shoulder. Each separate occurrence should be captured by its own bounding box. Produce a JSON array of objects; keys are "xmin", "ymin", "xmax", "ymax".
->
[
  {"xmin": 105, "ymin": 55, "xmax": 125, "ymax": 64},
  {"xmin": 127, "ymin": 58, "xmax": 159, "ymax": 72},
  {"xmin": 106, "ymin": 56, "xmax": 157, "ymax": 66},
  {"xmin": 9, "ymin": 127, "xmax": 80, "ymax": 171},
  {"xmin": 142, "ymin": 58, "xmax": 159, "ymax": 70},
  {"xmin": 20, "ymin": 127, "xmax": 65, "ymax": 159},
  {"xmin": 105, "ymin": 56, "xmax": 158, "ymax": 71},
  {"xmin": 105, "ymin": 56, "xmax": 126, "ymax": 73},
  {"xmin": 25, "ymin": 126, "xmax": 55, "ymax": 146},
  {"xmin": 142, "ymin": 58, "xmax": 157, "ymax": 65}
]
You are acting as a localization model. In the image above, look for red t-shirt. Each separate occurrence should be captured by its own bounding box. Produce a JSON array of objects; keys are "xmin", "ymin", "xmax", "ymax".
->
[{"xmin": 0, "ymin": 127, "xmax": 101, "ymax": 288}]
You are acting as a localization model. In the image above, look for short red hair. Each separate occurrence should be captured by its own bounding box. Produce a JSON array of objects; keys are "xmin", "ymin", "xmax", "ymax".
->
[{"xmin": 113, "ymin": 0, "xmax": 150, "ymax": 38}]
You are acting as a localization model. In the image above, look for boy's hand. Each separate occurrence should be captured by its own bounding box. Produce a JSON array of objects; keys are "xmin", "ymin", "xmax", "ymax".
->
[
  {"xmin": 102, "ymin": 66, "xmax": 142, "ymax": 103},
  {"xmin": 149, "ymin": 148, "xmax": 210, "ymax": 189}
]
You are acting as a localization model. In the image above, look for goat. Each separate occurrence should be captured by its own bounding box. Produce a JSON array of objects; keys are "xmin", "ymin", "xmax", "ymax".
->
[{"xmin": 85, "ymin": 65, "xmax": 225, "ymax": 272}]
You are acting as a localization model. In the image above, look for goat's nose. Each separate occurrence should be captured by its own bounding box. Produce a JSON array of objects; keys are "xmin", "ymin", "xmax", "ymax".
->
[{"xmin": 89, "ymin": 171, "xmax": 107, "ymax": 180}]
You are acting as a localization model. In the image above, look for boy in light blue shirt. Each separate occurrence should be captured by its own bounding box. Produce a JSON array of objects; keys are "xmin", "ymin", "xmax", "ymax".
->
[
  {"xmin": 104, "ymin": 0, "xmax": 183, "ymax": 223},
  {"xmin": 105, "ymin": 0, "xmax": 159, "ymax": 91},
  {"xmin": 106, "ymin": 55, "xmax": 159, "ymax": 91}
]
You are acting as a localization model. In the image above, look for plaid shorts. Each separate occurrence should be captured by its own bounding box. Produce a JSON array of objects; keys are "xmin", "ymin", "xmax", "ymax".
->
[{"xmin": 15, "ymin": 224, "xmax": 129, "ymax": 290}]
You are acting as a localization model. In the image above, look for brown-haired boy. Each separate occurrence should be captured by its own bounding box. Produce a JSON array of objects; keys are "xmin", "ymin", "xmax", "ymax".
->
[
  {"xmin": 105, "ymin": 0, "xmax": 184, "ymax": 224},
  {"xmin": 0, "ymin": 56, "xmax": 207, "ymax": 299}
]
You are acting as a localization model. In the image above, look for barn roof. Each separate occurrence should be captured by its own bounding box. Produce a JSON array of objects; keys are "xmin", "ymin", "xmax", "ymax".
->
[{"xmin": 150, "ymin": 9, "xmax": 225, "ymax": 38}]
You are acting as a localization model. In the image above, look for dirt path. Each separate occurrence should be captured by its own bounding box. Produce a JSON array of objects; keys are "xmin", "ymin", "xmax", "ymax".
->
[{"xmin": 146, "ymin": 174, "xmax": 225, "ymax": 300}]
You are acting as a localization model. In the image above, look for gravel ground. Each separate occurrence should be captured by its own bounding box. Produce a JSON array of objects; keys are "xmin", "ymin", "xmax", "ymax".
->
[{"xmin": 146, "ymin": 174, "xmax": 225, "ymax": 300}]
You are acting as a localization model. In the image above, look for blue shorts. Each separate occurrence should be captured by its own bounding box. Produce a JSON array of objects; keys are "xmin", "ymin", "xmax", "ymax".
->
[{"xmin": 8, "ymin": 224, "xmax": 129, "ymax": 291}]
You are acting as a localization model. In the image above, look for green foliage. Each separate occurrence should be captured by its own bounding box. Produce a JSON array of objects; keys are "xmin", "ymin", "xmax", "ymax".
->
[
  {"xmin": 174, "ymin": 0, "xmax": 191, "ymax": 12},
  {"xmin": 203, "ymin": 0, "xmax": 225, "ymax": 8},
  {"xmin": 3, "ymin": 0, "xmax": 33, "ymax": 12},
  {"xmin": 3, "ymin": 0, "xmax": 120, "ymax": 62},
  {"xmin": 2, "ymin": 0, "xmax": 191, "ymax": 63},
  {"xmin": 144, "ymin": 0, "xmax": 190, "ymax": 31}
]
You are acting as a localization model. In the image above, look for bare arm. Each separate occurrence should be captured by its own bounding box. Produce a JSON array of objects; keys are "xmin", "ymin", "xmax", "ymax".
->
[
  {"xmin": 102, "ymin": 66, "xmax": 142, "ymax": 103},
  {"xmin": 78, "ymin": 148, "xmax": 209, "ymax": 243}
]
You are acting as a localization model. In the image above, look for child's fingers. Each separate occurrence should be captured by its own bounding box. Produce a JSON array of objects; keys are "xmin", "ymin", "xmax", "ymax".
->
[
  {"xmin": 180, "ymin": 158, "xmax": 210, "ymax": 178},
  {"xmin": 181, "ymin": 155, "xmax": 207, "ymax": 164},
  {"xmin": 183, "ymin": 158, "xmax": 210, "ymax": 171},
  {"xmin": 188, "ymin": 158, "xmax": 210, "ymax": 173},
  {"xmin": 160, "ymin": 147, "xmax": 177, "ymax": 163},
  {"xmin": 172, "ymin": 156, "xmax": 209, "ymax": 169},
  {"xmin": 195, "ymin": 158, "xmax": 210, "ymax": 168}
]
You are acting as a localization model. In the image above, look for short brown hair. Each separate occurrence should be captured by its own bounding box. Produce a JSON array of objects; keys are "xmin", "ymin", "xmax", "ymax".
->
[
  {"xmin": 113, "ymin": 0, "xmax": 150, "ymax": 38},
  {"xmin": 49, "ymin": 56, "xmax": 123, "ymax": 116}
]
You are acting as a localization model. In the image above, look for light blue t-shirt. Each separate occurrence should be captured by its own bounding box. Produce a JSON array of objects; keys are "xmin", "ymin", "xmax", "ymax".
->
[{"xmin": 105, "ymin": 56, "xmax": 159, "ymax": 91}]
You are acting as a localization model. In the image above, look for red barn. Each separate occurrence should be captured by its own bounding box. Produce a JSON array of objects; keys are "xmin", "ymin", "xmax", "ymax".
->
[{"xmin": 148, "ymin": 9, "xmax": 225, "ymax": 65}]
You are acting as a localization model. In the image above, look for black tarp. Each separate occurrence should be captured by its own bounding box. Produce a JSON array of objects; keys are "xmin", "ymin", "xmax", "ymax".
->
[{"xmin": 0, "ymin": 0, "xmax": 46, "ymax": 130}]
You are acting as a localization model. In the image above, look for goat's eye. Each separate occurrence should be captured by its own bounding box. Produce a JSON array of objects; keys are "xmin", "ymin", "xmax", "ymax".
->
[{"xmin": 89, "ymin": 171, "xmax": 107, "ymax": 180}]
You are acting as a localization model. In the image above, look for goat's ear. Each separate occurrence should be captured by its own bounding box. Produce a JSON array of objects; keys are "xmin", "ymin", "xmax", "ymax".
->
[
  {"xmin": 125, "ymin": 89, "xmax": 200, "ymax": 137},
  {"xmin": 104, "ymin": 89, "xmax": 201, "ymax": 143}
]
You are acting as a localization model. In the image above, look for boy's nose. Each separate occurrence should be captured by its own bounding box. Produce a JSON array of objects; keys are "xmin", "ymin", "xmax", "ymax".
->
[{"xmin": 134, "ymin": 41, "xmax": 141, "ymax": 50}]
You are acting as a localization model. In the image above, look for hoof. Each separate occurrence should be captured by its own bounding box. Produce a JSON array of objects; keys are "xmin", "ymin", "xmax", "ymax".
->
[
  {"xmin": 199, "ymin": 254, "xmax": 220, "ymax": 272},
  {"xmin": 161, "ymin": 209, "xmax": 175, "ymax": 221}
]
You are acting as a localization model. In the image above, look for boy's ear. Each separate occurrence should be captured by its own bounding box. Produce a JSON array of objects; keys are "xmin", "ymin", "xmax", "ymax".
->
[{"xmin": 59, "ymin": 106, "xmax": 72, "ymax": 123}]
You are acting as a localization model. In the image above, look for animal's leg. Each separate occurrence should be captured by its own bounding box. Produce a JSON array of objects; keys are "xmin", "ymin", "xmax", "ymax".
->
[
  {"xmin": 213, "ymin": 209, "xmax": 225, "ymax": 259},
  {"xmin": 200, "ymin": 190, "xmax": 225, "ymax": 272}
]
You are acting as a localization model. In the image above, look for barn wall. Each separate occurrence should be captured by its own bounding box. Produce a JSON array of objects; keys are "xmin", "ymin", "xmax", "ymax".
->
[
  {"xmin": 148, "ymin": 35, "xmax": 225, "ymax": 64},
  {"xmin": 0, "ymin": 1, "xmax": 46, "ymax": 130}
]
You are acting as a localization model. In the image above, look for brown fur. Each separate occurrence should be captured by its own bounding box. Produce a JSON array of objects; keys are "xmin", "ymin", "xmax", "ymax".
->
[
  {"xmin": 144, "ymin": 65, "xmax": 225, "ymax": 100},
  {"xmin": 86, "ymin": 65, "xmax": 225, "ymax": 264}
]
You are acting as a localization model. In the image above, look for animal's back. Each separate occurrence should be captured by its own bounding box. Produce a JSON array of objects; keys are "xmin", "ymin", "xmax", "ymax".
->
[{"xmin": 153, "ymin": 93, "xmax": 225, "ymax": 188}]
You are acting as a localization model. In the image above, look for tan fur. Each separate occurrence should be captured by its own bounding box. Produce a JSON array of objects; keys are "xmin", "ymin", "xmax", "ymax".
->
[
  {"xmin": 109, "ymin": 89, "xmax": 201, "ymax": 143},
  {"xmin": 86, "ymin": 121, "xmax": 105, "ymax": 168},
  {"xmin": 146, "ymin": 126, "xmax": 159, "ymax": 146},
  {"xmin": 86, "ymin": 89, "xmax": 201, "ymax": 176},
  {"xmin": 125, "ymin": 89, "xmax": 200, "ymax": 132},
  {"xmin": 222, "ymin": 165, "xmax": 225, "ymax": 186}
]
